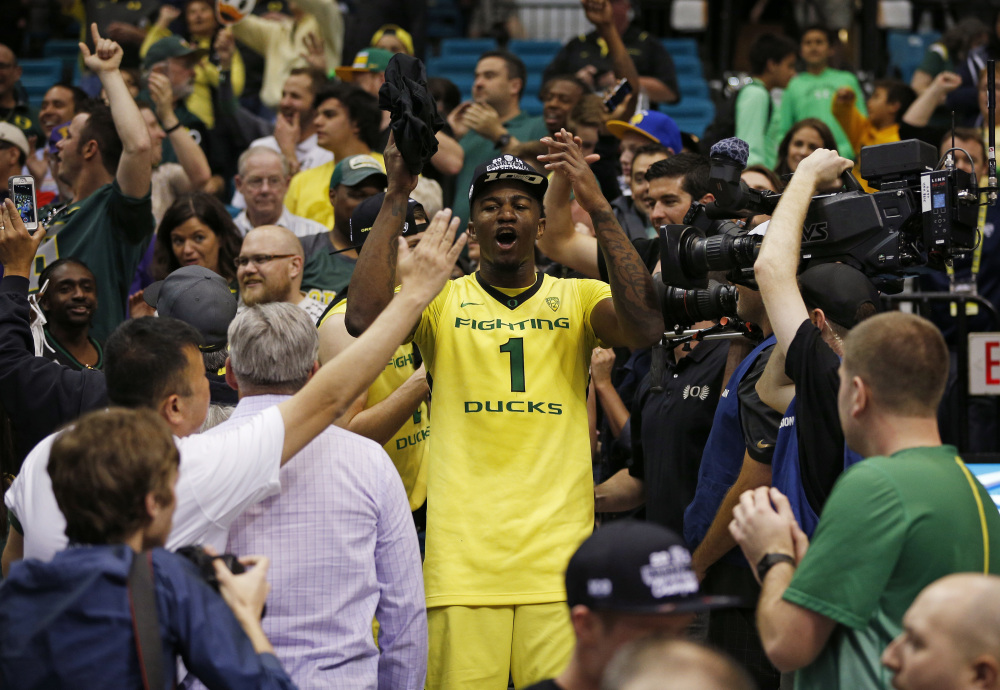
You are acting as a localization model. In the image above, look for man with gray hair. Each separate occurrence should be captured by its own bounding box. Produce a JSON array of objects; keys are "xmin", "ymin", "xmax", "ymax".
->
[
  {"xmin": 236, "ymin": 225, "xmax": 327, "ymax": 322},
  {"xmin": 233, "ymin": 146, "xmax": 328, "ymax": 238},
  {"xmin": 215, "ymin": 302, "xmax": 426, "ymax": 689}
]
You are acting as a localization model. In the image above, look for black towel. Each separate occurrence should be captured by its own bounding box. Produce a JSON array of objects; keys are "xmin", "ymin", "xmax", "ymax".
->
[{"xmin": 378, "ymin": 53, "xmax": 445, "ymax": 175}]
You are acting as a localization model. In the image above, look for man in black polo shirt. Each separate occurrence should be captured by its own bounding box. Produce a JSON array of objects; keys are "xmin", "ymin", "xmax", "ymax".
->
[
  {"xmin": 595, "ymin": 329, "xmax": 729, "ymax": 534},
  {"xmin": 543, "ymin": 0, "xmax": 679, "ymax": 106}
]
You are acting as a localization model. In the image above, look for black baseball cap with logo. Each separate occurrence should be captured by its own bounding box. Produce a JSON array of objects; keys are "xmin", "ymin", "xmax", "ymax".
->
[
  {"xmin": 468, "ymin": 154, "xmax": 548, "ymax": 207},
  {"xmin": 566, "ymin": 520, "xmax": 742, "ymax": 614},
  {"xmin": 347, "ymin": 192, "xmax": 427, "ymax": 248}
]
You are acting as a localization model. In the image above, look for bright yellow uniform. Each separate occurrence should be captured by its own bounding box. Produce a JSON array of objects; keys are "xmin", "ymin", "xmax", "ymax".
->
[
  {"xmin": 322, "ymin": 300, "xmax": 429, "ymax": 510},
  {"xmin": 414, "ymin": 272, "xmax": 611, "ymax": 607}
]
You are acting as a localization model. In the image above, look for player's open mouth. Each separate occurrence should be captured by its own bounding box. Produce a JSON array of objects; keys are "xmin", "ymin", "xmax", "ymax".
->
[{"xmin": 496, "ymin": 228, "xmax": 517, "ymax": 249}]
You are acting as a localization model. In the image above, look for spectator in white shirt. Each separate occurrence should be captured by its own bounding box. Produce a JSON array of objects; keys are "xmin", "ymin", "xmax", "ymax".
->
[{"xmin": 2, "ymin": 205, "xmax": 466, "ymax": 571}]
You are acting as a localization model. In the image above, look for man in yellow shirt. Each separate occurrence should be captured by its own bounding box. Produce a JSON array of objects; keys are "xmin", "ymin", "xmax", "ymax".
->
[
  {"xmin": 284, "ymin": 83, "xmax": 383, "ymax": 228},
  {"xmin": 345, "ymin": 131, "xmax": 662, "ymax": 689}
]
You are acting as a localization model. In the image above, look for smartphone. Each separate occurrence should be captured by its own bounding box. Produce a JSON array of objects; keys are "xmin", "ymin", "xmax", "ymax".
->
[
  {"xmin": 9, "ymin": 175, "xmax": 38, "ymax": 231},
  {"xmin": 603, "ymin": 78, "xmax": 633, "ymax": 111}
]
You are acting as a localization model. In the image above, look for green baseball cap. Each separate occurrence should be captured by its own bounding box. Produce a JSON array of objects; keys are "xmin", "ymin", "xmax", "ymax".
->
[
  {"xmin": 329, "ymin": 154, "xmax": 388, "ymax": 189},
  {"xmin": 143, "ymin": 36, "xmax": 209, "ymax": 70},
  {"xmin": 335, "ymin": 48, "xmax": 394, "ymax": 82}
]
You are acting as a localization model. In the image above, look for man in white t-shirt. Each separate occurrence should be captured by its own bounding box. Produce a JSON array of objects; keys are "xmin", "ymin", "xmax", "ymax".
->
[
  {"xmin": 232, "ymin": 146, "xmax": 327, "ymax": 238},
  {"xmin": 2, "ymin": 206, "xmax": 466, "ymax": 572},
  {"xmin": 237, "ymin": 225, "xmax": 327, "ymax": 322}
]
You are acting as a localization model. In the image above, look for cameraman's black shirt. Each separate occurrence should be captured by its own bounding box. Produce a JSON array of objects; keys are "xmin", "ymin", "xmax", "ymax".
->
[
  {"xmin": 785, "ymin": 319, "xmax": 845, "ymax": 513},
  {"xmin": 629, "ymin": 338, "xmax": 729, "ymax": 535}
]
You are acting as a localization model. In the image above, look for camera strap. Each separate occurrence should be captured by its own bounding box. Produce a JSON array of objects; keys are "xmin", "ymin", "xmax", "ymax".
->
[
  {"xmin": 127, "ymin": 550, "xmax": 169, "ymax": 690},
  {"xmin": 948, "ymin": 198, "xmax": 986, "ymax": 316}
]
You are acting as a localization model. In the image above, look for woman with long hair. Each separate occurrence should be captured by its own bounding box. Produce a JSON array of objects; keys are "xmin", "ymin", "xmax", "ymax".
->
[
  {"xmin": 773, "ymin": 118, "xmax": 837, "ymax": 179},
  {"xmin": 153, "ymin": 193, "xmax": 243, "ymax": 285}
]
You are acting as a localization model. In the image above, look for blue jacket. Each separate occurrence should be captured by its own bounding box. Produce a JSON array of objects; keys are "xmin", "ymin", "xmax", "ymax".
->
[
  {"xmin": 0, "ymin": 544, "xmax": 295, "ymax": 689},
  {"xmin": 683, "ymin": 336, "xmax": 776, "ymax": 553},
  {"xmin": 770, "ymin": 397, "xmax": 864, "ymax": 536}
]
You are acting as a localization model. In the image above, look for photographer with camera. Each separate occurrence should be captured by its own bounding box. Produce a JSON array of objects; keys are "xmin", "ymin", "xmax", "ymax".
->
[
  {"xmin": 0, "ymin": 408, "xmax": 294, "ymax": 689},
  {"xmin": 751, "ymin": 149, "xmax": 879, "ymax": 536}
]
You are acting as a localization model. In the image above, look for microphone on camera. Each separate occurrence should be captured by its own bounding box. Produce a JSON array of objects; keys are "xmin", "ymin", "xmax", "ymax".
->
[{"xmin": 707, "ymin": 138, "xmax": 750, "ymax": 210}]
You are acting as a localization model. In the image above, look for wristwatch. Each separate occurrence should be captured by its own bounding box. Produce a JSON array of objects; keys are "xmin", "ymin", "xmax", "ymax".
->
[
  {"xmin": 756, "ymin": 553, "xmax": 796, "ymax": 581},
  {"xmin": 494, "ymin": 132, "xmax": 511, "ymax": 150}
]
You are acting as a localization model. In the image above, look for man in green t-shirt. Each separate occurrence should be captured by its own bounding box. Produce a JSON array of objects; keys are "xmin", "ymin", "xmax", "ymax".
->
[
  {"xmin": 446, "ymin": 50, "xmax": 549, "ymax": 233},
  {"xmin": 726, "ymin": 148, "xmax": 1000, "ymax": 689},
  {"xmin": 729, "ymin": 307, "xmax": 1000, "ymax": 689},
  {"xmin": 31, "ymin": 25, "xmax": 154, "ymax": 341},
  {"xmin": 768, "ymin": 26, "xmax": 866, "ymax": 160}
]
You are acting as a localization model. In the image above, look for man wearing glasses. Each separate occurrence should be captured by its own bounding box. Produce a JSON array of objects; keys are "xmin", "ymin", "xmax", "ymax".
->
[
  {"xmin": 236, "ymin": 225, "xmax": 327, "ymax": 323},
  {"xmin": 232, "ymin": 146, "xmax": 328, "ymax": 238}
]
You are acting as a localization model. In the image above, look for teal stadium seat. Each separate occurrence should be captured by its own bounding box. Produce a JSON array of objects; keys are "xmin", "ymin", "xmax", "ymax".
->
[
  {"xmin": 887, "ymin": 30, "xmax": 941, "ymax": 83},
  {"xmin": 439, "ymin": 38, "xmax": 497, "ymax": 56},
  {"xmin": 662, "ymin": 38, "xmax": 699, "ymax": 58},
  {"xmin": 659, "ymin": 97, "xmax": 715, "ymax": 138},
  {"xmin": 19, "ymin": 58, "xmax": 64, "ymax": 109}
]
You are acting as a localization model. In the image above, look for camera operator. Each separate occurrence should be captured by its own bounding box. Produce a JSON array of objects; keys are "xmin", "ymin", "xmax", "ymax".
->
[
  {"xmin": 752, "ymin": 149, "xmax": 880, "ymax": 535},
  {"xmin": 0, "ymin": 408, "xmax": 294, "ymax": 689},
  {"xmin": 679, "ymin": 268, "xmax": 782, "ymax": 689}
]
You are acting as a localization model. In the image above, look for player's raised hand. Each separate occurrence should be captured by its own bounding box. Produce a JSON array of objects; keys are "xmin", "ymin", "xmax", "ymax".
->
[
  {"xmin": 80, "ymin": 23, "xmax": 124, "ymax": 74},
  {"xmin": 539, "ymin": 129, "xmax": 605, "ymax": 213},
  {"xmin": 384, "ymin": 133, "xmax": 419, "ymax": 197},
  {"xmin": 396, "ymin": 209, "xmax": 466, "ymax": 306}
]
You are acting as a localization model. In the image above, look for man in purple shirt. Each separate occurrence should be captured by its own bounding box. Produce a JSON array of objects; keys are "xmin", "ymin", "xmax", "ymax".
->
[{"xmin": 217, "ymin": 301, "xmax": 426, "ymax": 690}]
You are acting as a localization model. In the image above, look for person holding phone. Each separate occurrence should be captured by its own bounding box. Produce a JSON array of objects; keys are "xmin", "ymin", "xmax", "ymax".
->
[{"xmin": 29, "ymin": 24, "xmax": 154, "ymax": 341}]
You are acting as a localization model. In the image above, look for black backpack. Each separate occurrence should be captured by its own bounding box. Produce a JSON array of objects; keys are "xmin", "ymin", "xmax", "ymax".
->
[{"xmin": 701, "ymin": 77, "xmax": 771, "ymax": 152}]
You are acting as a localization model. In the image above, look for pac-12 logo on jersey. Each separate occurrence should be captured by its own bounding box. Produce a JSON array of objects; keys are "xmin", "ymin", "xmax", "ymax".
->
[{"xmin": 546, "ymin": 297, "xmax": 560, "ymax": 312}]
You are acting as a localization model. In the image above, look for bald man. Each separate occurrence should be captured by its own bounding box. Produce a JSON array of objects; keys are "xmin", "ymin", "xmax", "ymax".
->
[
  {"xmin": 601, "ymin": 637, "xmax": 756, "ymax": 690},
  {"xmin": 236, "ymin": 225, "xmax": 327, "ymax": 323},
  {"xmin": 882, "ymin": 574, "xmax": 1000, "ymax": 690}
]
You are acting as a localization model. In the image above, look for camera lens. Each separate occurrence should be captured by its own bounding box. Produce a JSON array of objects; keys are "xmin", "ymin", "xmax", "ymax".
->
[{"xmin": 658, "ymin": 281, "xmax": 739, "ymax": 328}]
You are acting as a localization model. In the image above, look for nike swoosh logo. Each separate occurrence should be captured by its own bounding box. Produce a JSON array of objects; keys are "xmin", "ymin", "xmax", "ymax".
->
[
  {"xmin": 756, "ymin": 440, "xmax": 774, "ymax": 449},
  {"xmin": 460, "ymin": 301, "xmax": 482, "ymax": 307}
]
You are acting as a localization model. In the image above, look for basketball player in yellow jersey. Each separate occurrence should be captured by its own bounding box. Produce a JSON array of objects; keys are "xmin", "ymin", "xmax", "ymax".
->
[
  {"xmin": 346, "ymin": 131, "xmax": 663, "ymax": 690},
  {"xmin": 319, "ymin": 301, "xmax": 431, "ymax": 512}
]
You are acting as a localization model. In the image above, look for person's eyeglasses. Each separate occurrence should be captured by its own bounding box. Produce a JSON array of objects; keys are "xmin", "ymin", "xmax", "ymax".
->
[
  {"xmin": 0, "ymin": 62, "xmax": 16, "ymax": 71},
  {"xmin": 244, "ymin": 176, "xmax": 284, "ymax": 190},
  {"xmin": 234, "ymin": 254, "xmax": 297, "ymax": 268}
]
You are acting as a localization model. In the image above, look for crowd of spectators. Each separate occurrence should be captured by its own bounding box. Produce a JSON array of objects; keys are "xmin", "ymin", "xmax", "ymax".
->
[{"xmin": 1, "ymin": 1, "xmax": 1000, "ymax": 689}]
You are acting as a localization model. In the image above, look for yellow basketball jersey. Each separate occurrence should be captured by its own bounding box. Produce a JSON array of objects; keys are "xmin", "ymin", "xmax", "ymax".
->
[
  {"xmin": 414, "ymin": 272, "xmax": 612, "ymax": 606},
  {"xmin": 323, "ymin": 301, "xmax": 429, "ymax": 510}
]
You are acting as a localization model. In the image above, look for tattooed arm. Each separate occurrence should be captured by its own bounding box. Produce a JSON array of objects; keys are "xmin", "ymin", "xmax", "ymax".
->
[
  {"xmin": 539, "ymin": 129, "xmax": 663, "ymax": 347},
  {"xmin": 345, "ymin": 135, "xmax": 419, "ymax": 337}
]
